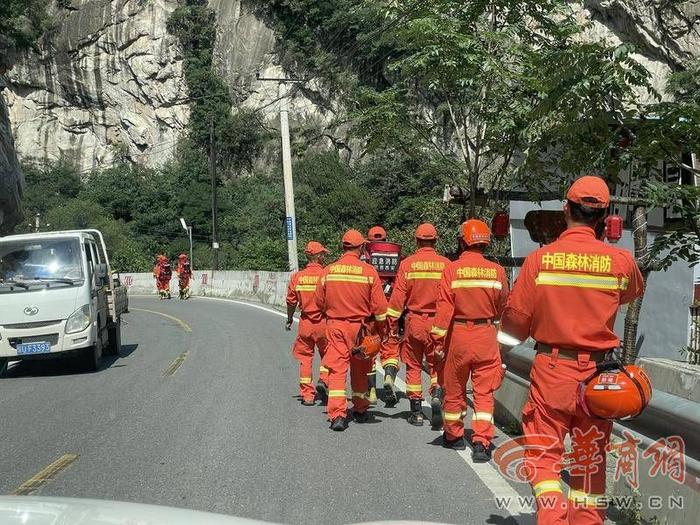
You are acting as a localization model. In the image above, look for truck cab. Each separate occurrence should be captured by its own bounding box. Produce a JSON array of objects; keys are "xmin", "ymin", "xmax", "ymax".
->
[{"xmin": 0, "ymin": 229, "xmax": 128, "ymax": 373}]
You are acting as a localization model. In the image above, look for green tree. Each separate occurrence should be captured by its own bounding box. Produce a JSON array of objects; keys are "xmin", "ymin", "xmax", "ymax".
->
[{"xmin": 0, "ymin": 0, "xmax": 51, "ymax": 51}]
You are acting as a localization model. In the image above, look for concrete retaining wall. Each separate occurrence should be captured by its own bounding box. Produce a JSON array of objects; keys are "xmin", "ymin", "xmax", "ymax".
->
[{"xmin": 119, "ymin": 271, "xmax": 290, "ymax": 307}]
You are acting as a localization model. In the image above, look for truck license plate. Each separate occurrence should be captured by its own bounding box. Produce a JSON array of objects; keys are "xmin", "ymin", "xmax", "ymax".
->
[{"xmin": 16, "ymin": 342, "xmax": 51, "ymax": 355}]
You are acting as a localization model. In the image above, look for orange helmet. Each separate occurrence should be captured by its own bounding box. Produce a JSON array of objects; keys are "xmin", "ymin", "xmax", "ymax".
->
[
  {"xmin": 579, "ymin": 363, "xmax": 652, "ymax": 420},
  {"xmin": 368, "ymin": 226, "xmax": 387, "ymax": 241},
  {"xmin": 351, "ymin": 334, "xmax": 382, "ymax": 361},
  {"xmin": 462, "ymin": 219, "xmax": 491, "ymax": 246}
]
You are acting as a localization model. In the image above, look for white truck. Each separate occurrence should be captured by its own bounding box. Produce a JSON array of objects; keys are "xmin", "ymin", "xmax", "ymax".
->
[{"xmin": 0, "ymin": 229, "xmax": 128, "ymax": 373}]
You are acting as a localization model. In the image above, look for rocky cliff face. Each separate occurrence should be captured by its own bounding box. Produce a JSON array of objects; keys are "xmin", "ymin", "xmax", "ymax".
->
[
  {"xmin": 580, "ymin": 0, "xmax": 700, "ymax": 97},
  {"xmin": 5, "ymin": 0, "xmax": 189, "ymax": 172},
  {"xmin": 0, "ymin": 41, "xmax": 25, "ymax": 234},
  {"xmin": 4, "ymin": 0, "xmax": 700, "ymax": 171}
]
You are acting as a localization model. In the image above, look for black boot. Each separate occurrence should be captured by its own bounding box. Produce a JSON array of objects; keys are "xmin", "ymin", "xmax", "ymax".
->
[
  {"xmin": 430, "ymin": 386, "xmax": 444, "ymax": 429},
  {"xmin": 383, "ymin": 365, "xmax": 399, "ymax": 407},
  {"xmin": 442, "ymin": 434, "xmax": 466, "ymax": 450},
  {"xmin": 330, "ymin": 417, "xmax": 347, "ymax": 431},
  {"xmin": 367, "ymin": 373, "xmax": 377, "ymax": 405},
  {"xmin": 316, "ymin": 380, "xmax": 329, "ymax": 405},
  {"xmin": 472, "ymin": 443, "xmax": 491, "ymax": 462},
  {"xmin": 408, "ymin": 399, "xmax": 424, "ymax": 426}
]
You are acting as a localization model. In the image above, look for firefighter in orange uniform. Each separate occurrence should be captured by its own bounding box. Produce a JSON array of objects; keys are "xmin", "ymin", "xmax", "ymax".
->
[
  {"xmin": 499, "ymin": 176, "xmax": 644, "ymax": 525},
  {"xmin": 286, "ymin": 241, "xmax": 330, "ymax": 406},
  {"xmin": 430, "ymin": 220, "xmax": 509, "ymax": 461},
  {"xmin": 365, "ymin": 225, "xmax": 401, "ymax": 406},
  {"xmin": 386, "ymin": 223, "xmax": 450, "ymax": 427},
  {"xmin": 176, "ymin": 253, "xmax": 192, "ymax": 299},
  {"xmin": 153, "ymin": 254, "xmax": 172, "ymax": 299},
  {"xmin": 315, "ymin": 229, "xmax": 389, "ymax": 431}
]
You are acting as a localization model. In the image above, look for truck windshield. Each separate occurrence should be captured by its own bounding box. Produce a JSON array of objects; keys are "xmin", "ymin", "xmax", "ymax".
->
[{"xmin": 0, "ymin": 238, "xmax": 84, "ymax": 283}]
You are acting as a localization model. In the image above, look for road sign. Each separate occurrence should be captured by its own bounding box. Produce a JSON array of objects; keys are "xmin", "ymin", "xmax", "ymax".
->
[{"xmin": 285, "ymin": 217, "xmax": 294, "ymax": 240}]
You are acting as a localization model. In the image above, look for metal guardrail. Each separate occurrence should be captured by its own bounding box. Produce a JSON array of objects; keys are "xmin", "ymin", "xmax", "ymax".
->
[{"xmin": 503, "ymin": 345, "xmax": 700, "ymax": 478}]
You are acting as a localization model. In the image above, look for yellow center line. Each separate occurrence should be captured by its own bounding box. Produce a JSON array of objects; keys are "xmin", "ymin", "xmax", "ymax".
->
[
  {"xmin": 131, "ymin": 308, "xmax": 192, "ymax": 333},
  {"xmin": 11, "ymin": 454, "xmax": 80, "ymax": 495},
  {"xmin": 163, "ymin": 350, "xmax": 190, "ymax": 377}
]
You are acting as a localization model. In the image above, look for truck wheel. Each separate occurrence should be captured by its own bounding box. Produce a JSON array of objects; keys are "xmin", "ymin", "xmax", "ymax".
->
[
  {"xmin": 80, "ymin": 337, "xmax": 103, "ymax": 372},
  {"xmin": 0, "ymin": 358, "xmax": 8, "ymax": 377},
  {"xmin": 106, "ymin": 319, "xmax": 122, "ymax": 357}
]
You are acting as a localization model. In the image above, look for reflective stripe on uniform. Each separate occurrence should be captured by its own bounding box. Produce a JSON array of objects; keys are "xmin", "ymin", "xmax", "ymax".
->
[
  {"xmin": 325, "ymin": 274, "xmax": 373, "ymax": 284},
  {"xmin": 406, "ymin": 272, "xmax": 443, "ymax": 280},
  {"xmin": 430, "ymin": 376, "xmax": 438, "ymax": 384},
  {"xmin": 471, "ymin": 411, "xmax": 494, "ymax": 423},
  {"xmin": 382, "ymin": 358, "xmax": 399, "ymax": 368},
  {"xmin": 299, "ymin": 377, "xmax": 312, "ymax": 384},
  {"xmin": 431, "ymin": 326, "xmax": 447, "ymax": 337},
  {"xmin": 533, "ymin": 480, "xmax": 563, "ymax": 497},
  {"xmin": 535, "ymin": 272, "xmax": 626, "ymax": 290},
  {"xmin": 451, "ymin": 279, "xmax": 503, "ymax": 290},
  {"xmin": 319, "ymin": 366, "xmax": 329, "ymax": 373},
  {"xmin": 405, "ymin": 383, "xmax": 423, "ymax": 393},
  {"xmin": 328, "ymin": 390, "xmax": 346, "ymax": 398},
  {"xmin": 568, "ymin": 489, "xmax": 607, "ymax": 507},
  {"xmin": 375, "ymin": 312, "xmax": 387, "ymax": 321},
  {"xmin": 443, "ymin": 411, "xmax": 463, "ymax": 422},
  {"xmin": 294, "ymin": 285, "xmax": 316, "ymax": 292},
  {"xmin": 386, "ymin": 307, "xmax": 403, "ymax": 318}
]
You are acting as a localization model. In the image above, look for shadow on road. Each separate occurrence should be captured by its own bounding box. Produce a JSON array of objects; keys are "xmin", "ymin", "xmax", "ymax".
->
[{"xmin": 2, "ymin": 344, "xmax": 139, "ymax": 378}]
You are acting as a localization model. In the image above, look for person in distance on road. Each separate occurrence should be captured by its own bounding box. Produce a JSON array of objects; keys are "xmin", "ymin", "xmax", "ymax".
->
[
  {"xmin": 153, "ymin": 254, "xmax": 172, "ymax": 300},
  {"xmin": 430, "ymin": 220, "xmax": 509, "ymax": 461},
  {"xmin": 314, "ymin": 229, "xmax": 388, "ymax": 431},
  {"xmin": 176, "ymin": 253, "xmax": 192, "ymax": 300},
  {"xmin": 285, "ymin": 241, "xmax": 330, "ymax": 406},
  {"xmin": 386, "ymin": 223, "xmax": 450, "ymax": 427},
  {"xmin": 499, "ymin": 176, "xmax": 644, "ymax": 525}
]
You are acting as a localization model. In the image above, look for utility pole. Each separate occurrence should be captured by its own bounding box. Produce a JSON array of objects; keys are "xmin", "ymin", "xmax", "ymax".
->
[
  {"xmin": 257, "ymin": 73, "xmax": 304, "ymax": 272},
  {"xmin": 209, "ymin": 119, "xmax": 219, "ymax": 275}
]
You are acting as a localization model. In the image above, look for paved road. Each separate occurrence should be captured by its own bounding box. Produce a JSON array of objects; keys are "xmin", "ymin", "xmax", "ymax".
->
[{"xmin": 1, "ymin": 296, "xmax": 564, "ymax": 524}]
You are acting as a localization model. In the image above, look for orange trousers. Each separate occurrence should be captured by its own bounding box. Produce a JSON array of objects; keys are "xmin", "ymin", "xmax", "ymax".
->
[
  {"xmin": 401, "ymin": 313, "xmax": 438, "ymax": 400},
  {"xmin": 325, "ymin": 319, "xmax": 372, "ymax": 420},
  {"xmin": 156, "ymin": 277, "xmax": 170, "ymax": 292},
  {"xmin": 380, "ymin": 334, "xmax": 400, "ymax": 370},
  {"xmin": 522, "ymin": 351, "xmax": 612, "ymax": 525},
  {"xmin": 292, "ymin": 317, "xmax": 328, "ymax": 402},
  {"xmin": 442, "ymin": 323, "xmax": 503, "ymax": 446}
]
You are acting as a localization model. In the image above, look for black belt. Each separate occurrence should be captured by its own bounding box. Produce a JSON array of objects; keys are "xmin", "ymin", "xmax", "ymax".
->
[
  {"xmin": 536, "ymin": 343, "xmax": 609, "ymax": 362},
  {"xmin": 453, "ymin": 318, "xmax": 493, "ymax": 326}
]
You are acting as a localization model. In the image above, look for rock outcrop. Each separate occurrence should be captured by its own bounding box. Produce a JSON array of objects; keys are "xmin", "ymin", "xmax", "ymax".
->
[
  {"xmin": 0, "ymin": 40, "xmax": 25, "ymax": 234},
  {"xmin": 3, "ymin": 0, "xmax": 700, "ymax": 171},
  {"xmin": 5, "ymin": 0, "xmax": 189, "ymax": 172}
]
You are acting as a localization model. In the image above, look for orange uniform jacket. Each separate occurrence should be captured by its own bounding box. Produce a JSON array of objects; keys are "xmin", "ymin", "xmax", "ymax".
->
[
  {"xmin": 314, "ymin": 253, "xmax": 388, "ymax": 322},
  {"xmin": 286, "ymin": 263, "xmax": 325, "ymax": 322},
  {"xmin": 387, "ymin": 247, "xmax": 450, "ymax": 321},
  {"xmin": 431, "ymin": 251, "xmax": 510, "ymax": 337},
  {"xmin": 500, "ymin": 226, "xmax": 644, "ymax": 350}
]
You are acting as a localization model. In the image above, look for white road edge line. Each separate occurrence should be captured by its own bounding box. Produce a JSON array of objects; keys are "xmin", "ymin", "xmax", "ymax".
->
[{"xmin": 168, "ymin": 295, "xmax": 532, "ymax": 520}]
